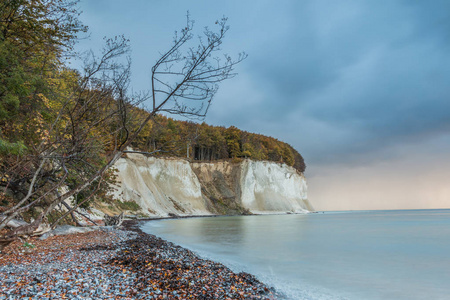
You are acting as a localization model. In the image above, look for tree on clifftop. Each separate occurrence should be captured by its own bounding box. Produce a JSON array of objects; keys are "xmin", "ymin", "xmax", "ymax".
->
[{"xmin": 0, "ymin": 3, "xmax": 246, "ymax": 239}]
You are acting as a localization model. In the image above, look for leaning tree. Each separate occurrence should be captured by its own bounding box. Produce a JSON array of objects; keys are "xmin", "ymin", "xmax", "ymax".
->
[{"xmin": 0, "ymin": 5, "xmax": 246, "ymax": 240}]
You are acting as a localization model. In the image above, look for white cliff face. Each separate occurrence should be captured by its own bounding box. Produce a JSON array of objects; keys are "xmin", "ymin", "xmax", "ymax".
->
[
  {"xmin": 111, "ymin": 154, "xmax": 311, "ymax": 217},
  {"xmin": 240, "ymin": 160, "xmax": 310, "ymax": 214},
  {"xmin": 112, "ymin": 153, "xmax": 211, "ymax": 217}
]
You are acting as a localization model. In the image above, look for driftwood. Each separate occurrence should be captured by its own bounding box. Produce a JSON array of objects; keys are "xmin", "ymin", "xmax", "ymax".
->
[
  {"xmin": 0, "ymin": 215, "xmax": 51, "ymax": 252},
  {"xmin": 0, "ymin": 214, "xmax": 51, "ymax": 238},
  {"xmin": 103, "ymin": 212, "xmax": 124, "ymax": 226},
  {"xmin": 0, "ymin": 215, "xmax": 28, "ymax": 228}
]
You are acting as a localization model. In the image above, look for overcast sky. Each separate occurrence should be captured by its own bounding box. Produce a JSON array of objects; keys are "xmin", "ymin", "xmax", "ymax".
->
[{"xmin": 76, "ymin": 0, "xmax": 450, "ymax": 210}]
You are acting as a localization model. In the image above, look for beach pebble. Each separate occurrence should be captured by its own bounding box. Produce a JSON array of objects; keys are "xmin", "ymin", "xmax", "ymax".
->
[{"xmin": 0, "ymin": 221, "xmax": 279, "ymax": 299}]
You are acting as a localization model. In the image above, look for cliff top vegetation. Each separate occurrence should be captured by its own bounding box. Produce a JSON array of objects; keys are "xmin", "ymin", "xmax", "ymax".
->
[
  {"xmin": 0, "ymin": 0, "xmax": 303, "ymax": 240},
  {"xmin": 131, "ymin": 113, "xmax": 306, "ymax": 173}
]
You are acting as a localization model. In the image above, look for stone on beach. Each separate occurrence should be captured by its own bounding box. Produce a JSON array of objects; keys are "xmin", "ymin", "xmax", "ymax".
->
[{"xmin": 0, "ymin": 221, "xmax": 279, "ymax": 299}]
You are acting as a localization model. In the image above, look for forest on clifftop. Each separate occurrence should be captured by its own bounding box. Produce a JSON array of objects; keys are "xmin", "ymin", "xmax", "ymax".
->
[
  {"xmin": 0, "ymin": 0, "xmax": 304, "ymax": 237},
  {"xmin": 131, "ymin": 113, "xmax": 306, "ymax": 172}
]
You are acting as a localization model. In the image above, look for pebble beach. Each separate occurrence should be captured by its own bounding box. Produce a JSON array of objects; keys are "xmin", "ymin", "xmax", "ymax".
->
[{"xmin": 0, "ymin": 221, "xmax": 279, "ymax": 299}]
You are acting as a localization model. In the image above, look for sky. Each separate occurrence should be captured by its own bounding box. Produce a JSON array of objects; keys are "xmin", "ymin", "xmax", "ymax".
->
[{"xmin": 75, "ymin": 0, "xmax": 450, "ymax": 211}]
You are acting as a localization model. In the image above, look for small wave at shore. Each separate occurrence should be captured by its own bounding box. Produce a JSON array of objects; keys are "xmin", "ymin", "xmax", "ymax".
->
[
  {"xmin": 143, "ymin": 211, "xmax": 450, "ymax": 300},
  {"xmin": 143, "ymin": 219, "xmax": 347, "ymax": 300}
]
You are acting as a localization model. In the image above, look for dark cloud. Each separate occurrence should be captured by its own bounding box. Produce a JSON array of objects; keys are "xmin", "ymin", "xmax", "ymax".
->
[
  {"xmin": 77, "ymin": 0, "xmax": 450, "ymax": 168},
  {"xmin": 214, "ymin": 0, "xmax": 450, "ymax": 167}
]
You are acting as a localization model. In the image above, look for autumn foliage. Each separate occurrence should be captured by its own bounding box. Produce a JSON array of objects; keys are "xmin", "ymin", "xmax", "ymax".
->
[
  {"xmin": 0, "ymin": 0, "xmax": 305, "ymax": 239},
  {"xmin": 131, "ymin": 113, "xmax": 306, "ymax": 173}
]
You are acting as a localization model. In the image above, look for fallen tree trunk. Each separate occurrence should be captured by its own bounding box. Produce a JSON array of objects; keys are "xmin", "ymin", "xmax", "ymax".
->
[
  {"xmin": 0, "ymin": 215, "xmax": 28, "ymax": 229},
  {"xmin": 0, "ymin": 214, "xmax": 51, "ymax": 238}
]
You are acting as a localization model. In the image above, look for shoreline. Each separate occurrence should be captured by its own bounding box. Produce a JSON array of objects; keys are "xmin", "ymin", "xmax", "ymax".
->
[
  {"xmin": 0, "ymin": 220, "xmax": 280, "ymax": 299},
  {"xmin": 127, "ymin": 210, "xmax": 311, "ymax": 222}
]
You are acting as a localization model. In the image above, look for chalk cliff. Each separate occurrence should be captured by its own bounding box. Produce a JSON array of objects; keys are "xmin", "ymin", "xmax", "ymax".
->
[{"xmin": 110, "ymin": 153, "xmax": 312, "ymax": 217}]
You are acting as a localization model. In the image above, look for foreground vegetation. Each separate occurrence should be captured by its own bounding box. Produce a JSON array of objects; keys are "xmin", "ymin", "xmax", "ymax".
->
[{"xmin": 0, "ymin": 0, "xmax": 304, "ymax": 239}]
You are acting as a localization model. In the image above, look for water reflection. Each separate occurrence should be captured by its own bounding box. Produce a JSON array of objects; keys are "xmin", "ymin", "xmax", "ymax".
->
[
  {"xmin": 143, "ymin": 215, "xmax": 312, "ymax": 274},
  {"xmin": 142, "ymin": 210, "xmax": 450, "ymax": 300}
]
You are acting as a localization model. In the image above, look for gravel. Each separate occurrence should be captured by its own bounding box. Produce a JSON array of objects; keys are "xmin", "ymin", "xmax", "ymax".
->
[{"xmin": 0, "ymin": 221, "xmax": 280, "ymax": 299}]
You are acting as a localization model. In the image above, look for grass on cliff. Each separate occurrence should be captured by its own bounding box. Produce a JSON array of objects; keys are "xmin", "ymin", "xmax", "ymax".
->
[{"xmin": 116, "ymin": 200, "xmax": 141, "ymax": 212}]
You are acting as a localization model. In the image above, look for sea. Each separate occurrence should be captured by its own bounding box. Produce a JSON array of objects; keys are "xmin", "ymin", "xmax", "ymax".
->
[{"xmin": 141, "ymin": 210, "xmax": 450, "ymax": 300}]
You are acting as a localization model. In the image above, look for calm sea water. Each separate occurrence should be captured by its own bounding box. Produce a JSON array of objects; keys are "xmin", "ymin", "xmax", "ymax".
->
[{"xmin": 141, "ymin": 210, "xmax": 450, "ymax": 300}]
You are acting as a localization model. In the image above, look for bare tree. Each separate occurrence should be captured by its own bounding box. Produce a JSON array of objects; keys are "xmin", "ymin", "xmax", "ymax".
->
[{"xmin": 0, "ymin": 15, "xmax": 245, "ymax": 239}]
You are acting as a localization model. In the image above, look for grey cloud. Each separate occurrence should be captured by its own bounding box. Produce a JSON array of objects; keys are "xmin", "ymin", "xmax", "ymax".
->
[
  {"xmin": 78, "ymin": 0, "xmax": 450, "ymax": 170},
  {"xmin": 223, "ymin": 0, "xmax": 450, "ymax": 166}
]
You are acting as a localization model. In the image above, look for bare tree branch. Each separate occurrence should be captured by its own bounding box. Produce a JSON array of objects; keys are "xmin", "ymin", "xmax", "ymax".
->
[{"xmin": 1, "ymin": 14, "xmax": 245, "ymax": 240}]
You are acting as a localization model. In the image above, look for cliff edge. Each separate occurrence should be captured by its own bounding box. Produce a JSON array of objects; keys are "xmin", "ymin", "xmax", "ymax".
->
[{"xmin": 108, "ymin": 153, "xmax": 312, "ymax": 217}]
